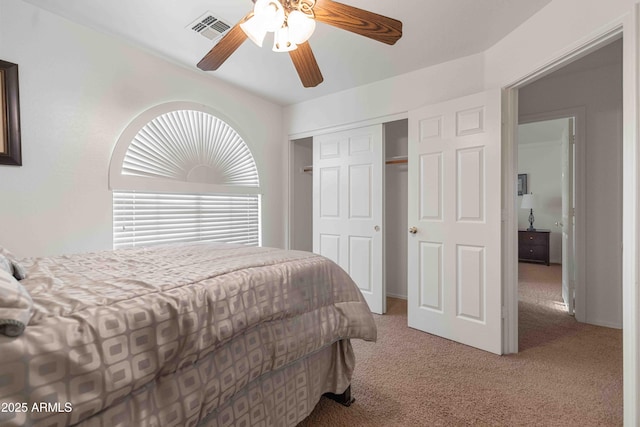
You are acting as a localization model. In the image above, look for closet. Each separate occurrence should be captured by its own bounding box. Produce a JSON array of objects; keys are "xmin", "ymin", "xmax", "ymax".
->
[
  {"xmin": 290, "ymin": 137, "xmax": 313, "ymax": 252},
  {"xmin": 289, "ymin": 119, "xmax": 408, "ymax": 311},
  {"xmin": 384, "ymin": 120, "xmax": 408, "ymax": 300},
  {"xmin": 292, "ymin": 90, "xmax": 502, "ymax": 350}
]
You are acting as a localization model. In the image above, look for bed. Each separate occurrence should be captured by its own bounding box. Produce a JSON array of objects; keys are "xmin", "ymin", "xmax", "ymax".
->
[{"xmin": 0, "ymin": 243, "xmax": 376, "ymax": 426}]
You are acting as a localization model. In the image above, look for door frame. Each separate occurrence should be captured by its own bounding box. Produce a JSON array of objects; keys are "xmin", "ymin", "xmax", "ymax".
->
[
  {"xmin": 518, "ymin": 109, "xmax": 586, "ymax": 321},
  {"xmin": 501, "ymin": 11, "xmax": 638, "ymax": 426}
]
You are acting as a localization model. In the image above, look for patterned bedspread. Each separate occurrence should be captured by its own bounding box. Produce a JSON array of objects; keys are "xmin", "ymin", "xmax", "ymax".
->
[{"xmin": 0, "ymin": 243, "xmax": 376, "ymax": 426}]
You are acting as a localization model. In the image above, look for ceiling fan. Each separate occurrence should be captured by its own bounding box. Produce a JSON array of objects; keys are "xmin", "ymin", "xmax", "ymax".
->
[{"xmin": 196, "ymin": 0, "xmax": 402, "ymax": 88}]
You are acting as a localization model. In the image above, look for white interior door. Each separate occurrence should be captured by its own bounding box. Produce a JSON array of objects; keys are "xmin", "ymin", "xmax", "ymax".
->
[
  {"xmin": 561, "ymin": 118, "xmax": 575, "ymax": 314},
  {"xmin": 313, "ymin": 125, "xmax": 385, "ymax": 314},
  {"xmin": 407, "ymin": 90, "xmax": 502, "ymax": 354}
]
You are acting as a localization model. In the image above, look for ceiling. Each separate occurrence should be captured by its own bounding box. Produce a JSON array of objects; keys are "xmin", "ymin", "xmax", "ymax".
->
[{"xmin": 22, "ymin": 0, "xmax": 553, "ymax": 106}]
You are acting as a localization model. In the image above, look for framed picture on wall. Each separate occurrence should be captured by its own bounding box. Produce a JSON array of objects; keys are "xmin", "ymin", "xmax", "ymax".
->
[
  {"xmin": 0, "ymin": 59, "xmax": 21, "ymax": 166},
  {"xmin": 517, "ymin": 173, "xmax": 528, "ymax": 196}
]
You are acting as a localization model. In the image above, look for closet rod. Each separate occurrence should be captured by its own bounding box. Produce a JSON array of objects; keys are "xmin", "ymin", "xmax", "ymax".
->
[{"xmin": 386, "ymin": 158, "xmax": 408, "ymax": 165}]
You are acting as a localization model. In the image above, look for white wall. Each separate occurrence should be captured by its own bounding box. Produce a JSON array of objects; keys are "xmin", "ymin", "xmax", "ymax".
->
[
  {"xmin": 518, "ymin": 42, "xmax": 623, "ymax": 328},
  {"xmin": 284, "ymin": 53, "xmax": 485, "ymax": 137},
  {"xmin": 384, "ymin": 119, "xmax": 408, "ymax": 299},
  {"xmin": 0, "ymin": 1, "xmax": 285, "ymax": 258},
  {"xmin": 517, "ymin": 130, "xmax": 564, "ymax": 264},
  {"xmin": 284, "ymin": 0, "xmax": 634, "ymax": 134},
  {"xmin": 484, "ymin": 0, "xmax": 632, "ymax": 88}
]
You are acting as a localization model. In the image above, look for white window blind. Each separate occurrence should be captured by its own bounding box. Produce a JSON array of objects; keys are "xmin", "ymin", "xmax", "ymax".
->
[
  {"xmin": 113, "ymin": 191, "xmax": 261, "ymax": 249},
  {"xmin": 111, "ymin": 106, "xmax": 262, "ymax": 250}
]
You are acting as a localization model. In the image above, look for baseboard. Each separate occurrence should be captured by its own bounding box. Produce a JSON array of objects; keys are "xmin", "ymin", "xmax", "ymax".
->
[{"xmin": 585, "ymin": 317, "xmax": 622, "ymax": 330}]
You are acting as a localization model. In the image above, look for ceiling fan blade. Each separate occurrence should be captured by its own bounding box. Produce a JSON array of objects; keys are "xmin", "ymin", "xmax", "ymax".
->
[
  {"xmin": 289, "ymin": 42, "xmax": 324, "ymax": 88},
  {"xmin": 313, "ymin": 0, "xmax": 402, "ymax": 45},
  {"xmin": 197, "ymin": 14, "xmax": 250, "ymax": 71}
]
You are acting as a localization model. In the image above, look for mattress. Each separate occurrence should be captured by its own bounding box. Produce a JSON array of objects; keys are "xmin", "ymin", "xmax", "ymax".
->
[{"xmin": 0, "ymin": 243, "xmax": 376, "ymax": 426}]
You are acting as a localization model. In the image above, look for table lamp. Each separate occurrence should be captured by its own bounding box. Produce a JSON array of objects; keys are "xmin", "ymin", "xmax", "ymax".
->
[{"xmin": 521, "ymin": 194, "xmax": 536, "ymax": 231}]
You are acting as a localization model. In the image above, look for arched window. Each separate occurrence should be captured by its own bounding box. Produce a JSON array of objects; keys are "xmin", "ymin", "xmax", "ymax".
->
[{"xmin": 109, "ymin": 102, "xmax": 261, "ymax": 249}]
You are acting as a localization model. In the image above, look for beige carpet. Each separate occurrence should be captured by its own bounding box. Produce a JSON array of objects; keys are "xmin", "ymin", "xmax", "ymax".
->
[{"xmin": 299, "ymin": 263, "xmax": 623, "ymax": 426}]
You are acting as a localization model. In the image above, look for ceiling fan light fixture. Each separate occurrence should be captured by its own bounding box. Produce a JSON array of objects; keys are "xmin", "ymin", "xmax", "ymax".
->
[
  {"xmin": 287, "ymin": 10, "xmax": 316, "ymax": 44},
  {"xmin": 198, "ymin": 0, "xmax": 402, "ymax": 89},
  {"xmin": 273, "ymin": 25, "xmax": 297, "ymax": 52}
]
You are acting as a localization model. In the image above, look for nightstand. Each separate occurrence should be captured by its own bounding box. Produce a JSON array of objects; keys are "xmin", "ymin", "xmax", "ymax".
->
[{"xmin": 518, "ymin": 230, "xmax": 550, "ymax": 266}]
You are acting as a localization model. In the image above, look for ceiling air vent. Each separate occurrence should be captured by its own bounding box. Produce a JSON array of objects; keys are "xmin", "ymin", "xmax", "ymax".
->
[{"xmin": 187, "ymin": 12, "xmax": 232, "ymax": 41}]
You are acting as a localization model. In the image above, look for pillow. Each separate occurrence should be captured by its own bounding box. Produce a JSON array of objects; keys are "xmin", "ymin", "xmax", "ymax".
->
[
  {"xmin": 10, "ymin": 260, "xmax": 26, "ymax": 280},
  {"xmin": 0, "ymin": 268, "xmax": 34, "ymax": 337},
  {"xmin": 0, "ymin": 255, "xmax": 11, "ymax": 275},
  {"xmin": 0, "ymin": 251, "xmax": 27, "ymax": 280},
  {"xmin": 0, "ymin": 246, "xmax": 16, "ymax": 259}
]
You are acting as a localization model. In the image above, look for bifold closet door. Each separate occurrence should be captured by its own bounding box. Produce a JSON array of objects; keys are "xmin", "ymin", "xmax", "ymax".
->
[
  {"xmin": 407, "ymin": 90, "xmax": 502, "ymax": 354},
  {"xmin": 313, "ymin": 124, "xmax": 385, "ymax": 314}
]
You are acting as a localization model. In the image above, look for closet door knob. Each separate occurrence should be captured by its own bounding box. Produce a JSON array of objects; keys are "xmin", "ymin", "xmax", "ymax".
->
[{"xmin": 409, "ymin": 226, "xmax": 418, "ymax": 234}]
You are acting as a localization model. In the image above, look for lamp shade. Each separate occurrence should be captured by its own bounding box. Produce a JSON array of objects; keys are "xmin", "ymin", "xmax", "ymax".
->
[
  {"xmin": 520, "ymin": 194, "xmax": 535, "ymax": 210},
  {"xmin": 254, "ymin": 0, "xmax": 285, "ymax": 32},
  {"xmin": 273, "ymin": 25, "xmax": 297, "ymax": 52},
  {"xmin": 240, "ymin": 16, "xmax": 269, "ymax": 47},
  {"xmin": 241, "ymin": 0, "xmax": 286, "ymax": 47},
  {"xmin": 287, "ymin": 10, "xmax": 316, "ymax": 44}
]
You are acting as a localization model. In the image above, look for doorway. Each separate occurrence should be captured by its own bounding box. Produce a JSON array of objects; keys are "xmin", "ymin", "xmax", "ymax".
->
[
  {"xmin": 517, "ymin": 117, "xmax": 575, "ymax": 314},
  {"xmin": 517, "ymin": 117, "xmax": 576, "ymax": 349},
  {"xmin": 510, "ymin": 37, "xmax": 623, "ymax": 351}
]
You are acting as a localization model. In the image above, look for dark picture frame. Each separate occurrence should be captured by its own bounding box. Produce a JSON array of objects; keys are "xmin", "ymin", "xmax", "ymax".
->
[
  {"xmin": 517, "ymin": 173, "xmax": 528, "ymax": 196},
  {"xmin": 0, "ymin": 60, "xmax": 21, "ymax": 166}
]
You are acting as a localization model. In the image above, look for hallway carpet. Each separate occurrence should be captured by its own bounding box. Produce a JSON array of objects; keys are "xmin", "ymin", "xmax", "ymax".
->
[{"xmin": 298, "ymin": 263, "xmax": 622, "ymax": 426}]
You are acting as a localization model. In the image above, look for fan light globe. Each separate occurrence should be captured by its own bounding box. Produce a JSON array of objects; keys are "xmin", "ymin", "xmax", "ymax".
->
[
  {"xmin": 273, "ymin": 25, "xmax": 297, "ymax": 52},
  {"xmin": 287, "ymin": 10, "xmax": 316, "ymax": 44},
  {"xmin": 255, "ymin": 0, "xmax": 286, "ymax": 32},
  {"xmin": 241, "ymin": 0, "xmax": 286, "ymax": 47},
  {"xmin": 240, "ymin": 17, "xmax": 269, "ymax": 47}
]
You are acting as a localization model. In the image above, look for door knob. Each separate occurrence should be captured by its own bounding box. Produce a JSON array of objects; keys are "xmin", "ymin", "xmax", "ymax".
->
[
  {"xmin": 409, "ymin": 226, "xmax": 418, "ymax": 234},
  {"xmin": 374, "ymin": 225, "xmax": 381, "ymax": 232},
  {"xmin": 555, "ymin": 221, "xmax": 564, "ymax": 227}
]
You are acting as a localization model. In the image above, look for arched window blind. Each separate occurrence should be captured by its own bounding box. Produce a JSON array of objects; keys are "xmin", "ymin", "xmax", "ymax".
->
[
  {"xmin": 122, "ymin": 110, "xmax": 259, "ymax": 186},
  {"xmin": 110, "ymin": 105, "xmax": 261, "ymax": 249}
]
